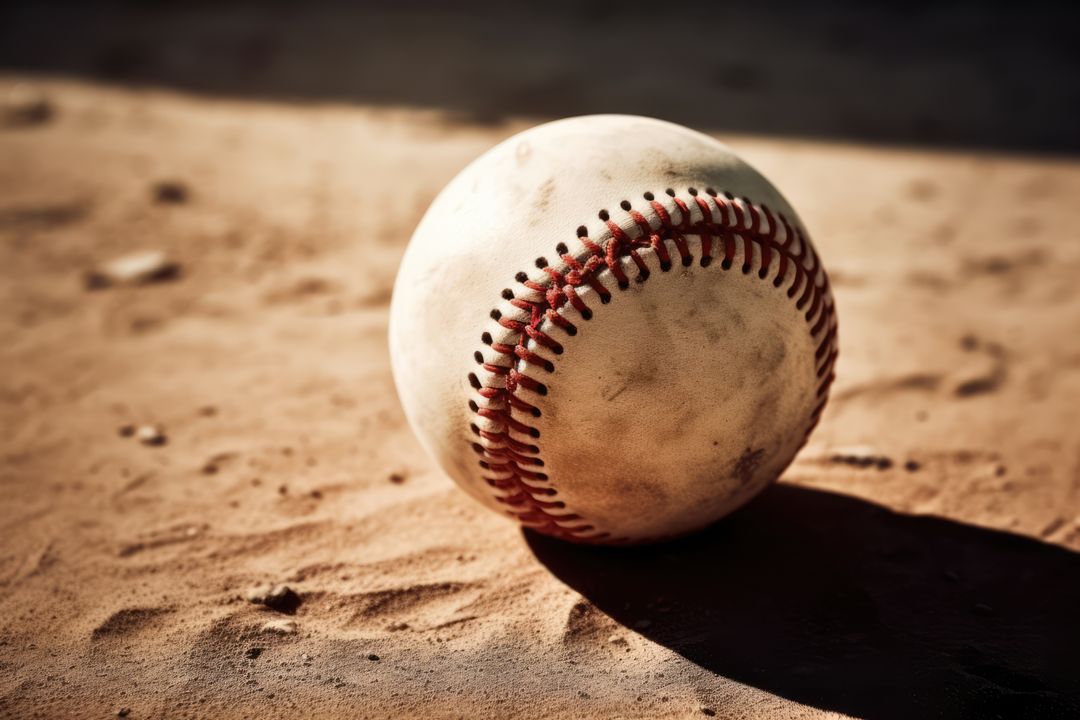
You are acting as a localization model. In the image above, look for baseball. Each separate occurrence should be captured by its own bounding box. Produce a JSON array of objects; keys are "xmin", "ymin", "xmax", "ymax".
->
[{"xmin": 390, "ymin": 115, "xmax": 837, "ymax": 544}]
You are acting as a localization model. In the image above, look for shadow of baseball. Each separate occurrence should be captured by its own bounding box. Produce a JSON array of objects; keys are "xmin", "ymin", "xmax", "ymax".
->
[{"xmin": 526, "ymin": 483, "xmax": 1080, "ymax": 720}]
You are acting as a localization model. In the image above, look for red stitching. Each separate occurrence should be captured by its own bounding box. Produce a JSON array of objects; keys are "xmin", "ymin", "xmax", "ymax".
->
[{"xmin": 468, "ymin": 190, "xmax": 838, "ymax": 543}]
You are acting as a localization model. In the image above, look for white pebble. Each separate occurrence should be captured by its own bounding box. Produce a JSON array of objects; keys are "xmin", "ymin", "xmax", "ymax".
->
[
  {"xmin": 261, "ymin": 619, "xmax": 297, "ymax": 635},
  {"xmin": 135, "ymin": 425, "xmax": 167, "ymax": 446},
  {"xmin": 85, "ymin": 250, "xmax": 180, "ymax": 289}
]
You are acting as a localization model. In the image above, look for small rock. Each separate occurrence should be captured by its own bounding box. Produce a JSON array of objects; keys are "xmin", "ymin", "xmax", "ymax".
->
[
  {"xmin": 245, "ymin": 647, "xmax": 263, "ymax": 659},
  {"xmin": 261, "ymin": 619, "xmax": 297, "ymax": 635},
  {"xmin": 152, "ymin": 180, "xmax": 190, "ymax": 204},
  {"xmin": 1039, "ymin": 517, "xmax": 1066, "ymax": 538},
  {"xmin": 828, "ymin": 446, "xmax": 893, "ymax": 470},
  {"xmin": 953, "ymin": 342, "xmax": 1007, "ymax": 398},
  {"xmin": 200, "ymin": 452, "xmax": 234, "ymax": 476},
  {"xmin": 246, "ymin": 584, "xmax": 302, "ymax": 614},
  {"xmin": 117, "ymin": 424, "xmax": 136, "ymax": 438},
  {"xmin": 903, "ymin": 460, "xmax": 921, "ymax": 472},
  {"xmin": 702, "ymin": 709, "xmax": 717, "ymax": 717},
  {"xmin": 388, "ymin": 472, "xmax": 406, "ymax": 485},
  {"xmin": 135, "ymin": 425, "xmax": 167, "ymax": 447},
  {"xmin": 85, "ymin": 250, "xmax": 180, "ymax": 290},
  {"xmin": 2, "ymin": 83, "xmax": 53, "ymax": 127},
  {"xmin": 116, "ymin": 709, "xmax": 131, "ymax": 718},
  {"xmin": 953, "ymin": 375, "xmax": 1001, "ymax": 398},
  {"xmin": 607, "ymin": 635, "xmax": 628, "ymax": 646}
]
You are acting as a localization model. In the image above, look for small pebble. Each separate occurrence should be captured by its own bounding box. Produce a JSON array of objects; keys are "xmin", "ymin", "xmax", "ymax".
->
[
  {"xmin": 244, "ymin": 647, "xmax": 263, "ymax": 659},
  {"xmin": 828, "ymin": 446, "xmax": 893, "ymax": 470},
  {"xmin": 953, "ymin": 375, "xmax": 999, "ymax": 398},
  {"xmin": 1, "ymin": 83, "xmax": 53, "ymax": 127},
  {"xmin": 389, "ymin": 472, "xmax": 406, "ymax": 485},
  {"xmin": 246, "ymin": 584, "xmax": 302, "ymax": 614},
  {"xmin": 261, "ymin": 619, "xmax": 298, "ymax": 635},
  {"xmin": 135, "ymin": 425, "xmax": 167, "ymax": 447},
  {"xmin": 116, "ymin": 709, "xmax": 130, "ymax": 718},
  {"xmin": 117, "ymin": 424, "xmax": 135, "ymax": 438},
  {"xmin": 903, "ymin": 460, "xmax": 921, "ymax": 472},
  {"xmin": 152, "ymin": 180, "xmax": 190, "ymax": 204},
  {"xmin": 702, "ymin": 709, "xmax": 717, "ymax": 717},
  {"xmin": 367, "ymin": 653, "xmax": 380, "ymax": 662},
  {"xmin": 607, "ymin": 635, "xmax": 628, "ymax": 646},
  {"xmin": 84, "ymin": 250, "xmax": 180, "ymax": 290}
]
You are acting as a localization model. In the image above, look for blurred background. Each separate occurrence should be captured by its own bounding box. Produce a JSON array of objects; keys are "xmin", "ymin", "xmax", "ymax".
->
[{"xmin": 2, "ymin": 0, "xmax": 1078, "ymax": 152}]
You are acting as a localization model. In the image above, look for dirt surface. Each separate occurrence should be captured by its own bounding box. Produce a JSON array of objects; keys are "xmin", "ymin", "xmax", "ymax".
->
[{"xmin": 2, "ymin": 70, "xmax": 1079, "ymax": 719}]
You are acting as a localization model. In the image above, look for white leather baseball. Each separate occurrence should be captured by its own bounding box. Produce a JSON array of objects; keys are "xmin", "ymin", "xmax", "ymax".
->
[{"xmin": 389, "ymin": 115, "xmax": 837, "ymax": 544}]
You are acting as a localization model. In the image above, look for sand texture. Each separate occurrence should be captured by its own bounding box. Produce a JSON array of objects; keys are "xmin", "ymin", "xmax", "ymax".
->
[{"xmin": 2, "ymin": 71, "xmax": 1079, "ymax": 719}]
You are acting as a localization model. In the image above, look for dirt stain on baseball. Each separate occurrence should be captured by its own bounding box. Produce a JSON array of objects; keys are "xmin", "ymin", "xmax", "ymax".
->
[
  {"xmin": 531, "ymin": 176, "xmax": 556, "ymax": 219},
  {"xmin": 733, "ymin": 447, "xmax": 766, "ymax": 486}
]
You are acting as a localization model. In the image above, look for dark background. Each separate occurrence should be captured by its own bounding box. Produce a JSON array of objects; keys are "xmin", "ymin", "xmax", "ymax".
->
[{"xmin": 2, "ymin": 0, "xmax": 1079, "ymax": 153}]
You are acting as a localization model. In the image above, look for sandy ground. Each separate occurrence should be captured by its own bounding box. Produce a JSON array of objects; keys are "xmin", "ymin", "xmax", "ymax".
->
[{"xmin": 1, "ymin": 75, "xmax": 1079, "ymax": 719}]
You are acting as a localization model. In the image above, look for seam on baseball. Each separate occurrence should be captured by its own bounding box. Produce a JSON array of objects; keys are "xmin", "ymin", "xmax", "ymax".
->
[{"xmin": 466, "ymin": 187, "xmax": 838, "ymax": 544}]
